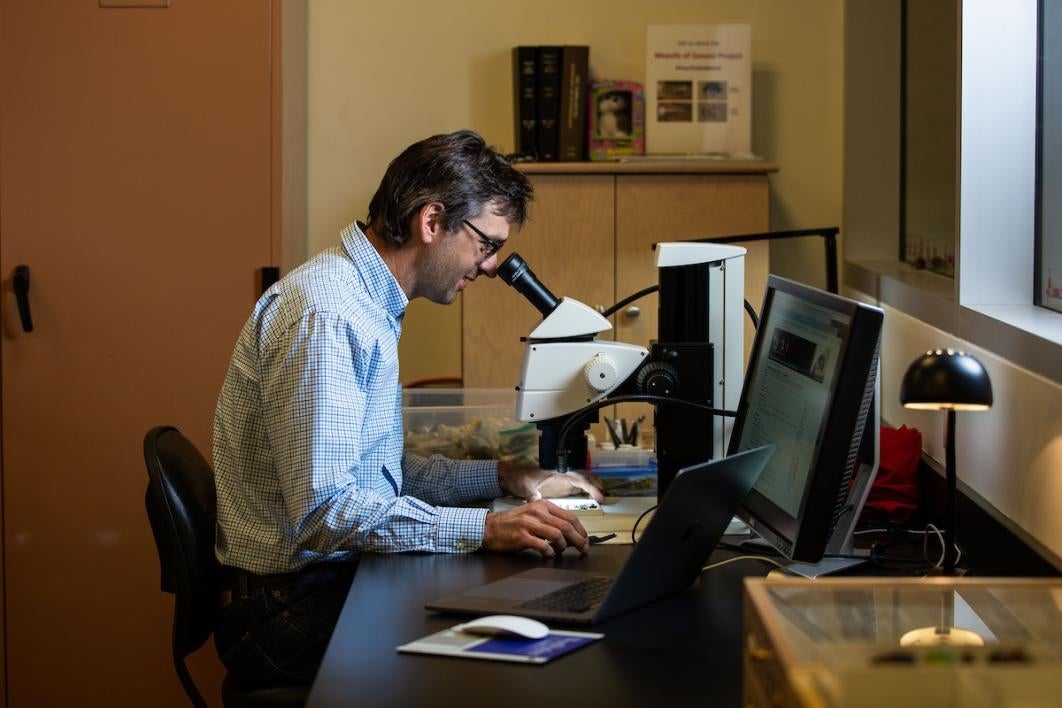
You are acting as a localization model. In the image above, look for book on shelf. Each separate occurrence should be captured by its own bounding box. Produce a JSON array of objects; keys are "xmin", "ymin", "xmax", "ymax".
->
[
  {"xmin": 557, "ymin": 45, "xmax": 590, "ymax": 161},
  {"xmin": 511, "ymin": 46, "xmax": 538, "ymax": 160},
  {"xmin": 644, "ymin": 24, "xmax": 752, "ymax": 157},
  {"xmin": 535, "ymin": 45, "xmax": 562, "ymax": 161}
]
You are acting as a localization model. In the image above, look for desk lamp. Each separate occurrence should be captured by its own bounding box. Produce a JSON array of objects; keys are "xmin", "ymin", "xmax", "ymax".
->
[{"xmin": 900, "ymin": 349, "xmax": 993, "ymax": 575}]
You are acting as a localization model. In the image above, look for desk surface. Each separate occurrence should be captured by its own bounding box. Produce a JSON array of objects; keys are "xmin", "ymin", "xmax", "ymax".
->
[{"xmin": 308, "ymin": 545, "xmax": 769, "ymax": 708}]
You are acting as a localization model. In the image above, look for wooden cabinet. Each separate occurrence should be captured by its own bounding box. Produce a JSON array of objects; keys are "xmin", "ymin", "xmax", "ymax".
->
[
  {"xmin": 462, "ymin": 173, "xmax": 616, "ymax": 388},
  {"xmin": 462, "ymin": 162, "xmax": 776, "ymax": 443}
]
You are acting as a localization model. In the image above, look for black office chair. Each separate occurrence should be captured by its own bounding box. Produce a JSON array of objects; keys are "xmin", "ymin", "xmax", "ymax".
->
[{"xmin": 143, "ymin": 425, "xmax": 308, "ymax": 708}]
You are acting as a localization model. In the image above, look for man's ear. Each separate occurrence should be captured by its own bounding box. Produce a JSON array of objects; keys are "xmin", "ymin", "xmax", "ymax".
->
[{"xmin": 415, "ymin": 202, "xmax": 446, "ymax": 245}]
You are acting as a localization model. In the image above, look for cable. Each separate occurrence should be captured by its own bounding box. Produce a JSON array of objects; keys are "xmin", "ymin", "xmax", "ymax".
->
[
  {"xmin": 601, "ymin": 285, "xmax": 658, "ymax": 319},
  {"xmin": 554, "ymin": 394, "xmax": 736, "ymax": 472},
  {"xmin": 702, "ymin": 555, "xmax": 790, "ymax": 573},
  {"xmin": 600, "ymin": 287, "xmax": 761, "ymax": 333},
  {"xmin": 743, "ymin": 299, "xmax": 759, "ymax": 329},
  {"xmin": 856, "ymin": 522, "xmax": 964, "ymax": 572},
  {"xmin": 631, "ymin": 504, "xmax": 657, "ymax": 544}
]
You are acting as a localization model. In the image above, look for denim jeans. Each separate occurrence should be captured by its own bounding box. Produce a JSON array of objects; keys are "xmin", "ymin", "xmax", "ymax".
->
[{"xmin": 214, "ymin": 562, "xmax": 358, "ymax": 687}]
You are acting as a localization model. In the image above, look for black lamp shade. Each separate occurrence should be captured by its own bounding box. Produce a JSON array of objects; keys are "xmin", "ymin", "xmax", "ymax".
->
[{"xmin": 900, "ymin": 349, "xmax": 993, "ymax": 411}]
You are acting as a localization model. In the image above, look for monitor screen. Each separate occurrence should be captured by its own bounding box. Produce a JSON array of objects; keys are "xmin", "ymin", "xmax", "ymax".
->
[{"xmin": 730, "ymin": 276, "xmax": 882, "ymax": 564}]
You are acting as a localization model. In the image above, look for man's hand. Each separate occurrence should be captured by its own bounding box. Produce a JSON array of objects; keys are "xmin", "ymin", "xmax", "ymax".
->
[
  {"xmin": 497, "ymin": 461, "xmax": 605, "ymax": 503},
  {"xmin": 483, "ymin": 500, "xmax": 590, "ymax": 556}
]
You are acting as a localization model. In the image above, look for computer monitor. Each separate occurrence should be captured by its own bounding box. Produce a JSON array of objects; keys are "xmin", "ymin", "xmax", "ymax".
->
[{"xmin": 729, "ymin": 275, "xmax": 883, "ymax": 575}]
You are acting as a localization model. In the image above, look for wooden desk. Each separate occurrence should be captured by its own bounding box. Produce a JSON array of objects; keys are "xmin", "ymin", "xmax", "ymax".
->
[{"xmin": 308, "ymin": 545, "xmax": 767, "ymax": 708}]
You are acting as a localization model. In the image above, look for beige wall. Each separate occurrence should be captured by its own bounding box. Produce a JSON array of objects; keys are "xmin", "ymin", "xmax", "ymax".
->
[{"xmin": 305, "ymin": 0, "xmax": 844, "ymax": 383}]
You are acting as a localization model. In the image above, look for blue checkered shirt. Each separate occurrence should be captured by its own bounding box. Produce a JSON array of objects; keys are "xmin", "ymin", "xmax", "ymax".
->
[{"xmin": 213, "ymin": 222, "xmax": 500, "ymax": 574}]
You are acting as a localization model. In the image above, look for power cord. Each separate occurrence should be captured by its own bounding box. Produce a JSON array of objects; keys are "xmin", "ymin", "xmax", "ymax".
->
[
  {"xmin": 702, "ymin": 554, "xmax": 790, "ymax": 573},
  {"xmin": 855, "ymin": 522, "xmax": 963, "ymax": 572},
  {"xmin": 631, "ymin": 503, "xmax": 657, "ymax": 545}
]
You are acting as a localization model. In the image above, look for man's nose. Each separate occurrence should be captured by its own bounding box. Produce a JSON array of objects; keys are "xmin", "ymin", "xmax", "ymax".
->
[{"xmin": 478, "ymin": 254, "xmax": 500, "ymax": 278}]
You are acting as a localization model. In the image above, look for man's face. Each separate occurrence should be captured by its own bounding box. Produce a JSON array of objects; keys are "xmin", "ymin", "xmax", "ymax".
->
[{"xmin": 417, "ymin": 209, "xmax": 510, "ymax": 305}]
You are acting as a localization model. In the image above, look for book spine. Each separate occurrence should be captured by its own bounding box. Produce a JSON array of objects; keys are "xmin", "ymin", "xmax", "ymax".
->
[
  {"xmin": 511, "ymin": 46, "xmax": 538, "ymax": 159},
  {"xmin": 535, "ymin": 45, "xmax": 562, "ymax": 162},
  {"xmin": 557, "ymin": 46, "xmax": 590, "ymax": 162}
]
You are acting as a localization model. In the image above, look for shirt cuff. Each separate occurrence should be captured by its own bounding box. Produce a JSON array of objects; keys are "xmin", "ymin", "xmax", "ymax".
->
[
  {"xmin": 455, "ymin": 459, "xmax": 503, "ymax": 502},
  {"xmin": 434, "ymin": 506, "xmax": 489, "ymax": 553}
]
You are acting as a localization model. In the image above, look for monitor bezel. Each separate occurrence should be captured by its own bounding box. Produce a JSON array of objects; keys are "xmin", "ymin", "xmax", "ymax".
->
[{"xmin": 729, "ymin": 275, "xmax": 883, "ymax": 563}]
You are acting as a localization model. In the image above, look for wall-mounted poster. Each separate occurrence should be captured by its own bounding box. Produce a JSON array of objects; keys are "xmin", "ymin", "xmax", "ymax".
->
[{"xmin": 645, "ymin": 24, "xmax": 752, "ymax": 156}]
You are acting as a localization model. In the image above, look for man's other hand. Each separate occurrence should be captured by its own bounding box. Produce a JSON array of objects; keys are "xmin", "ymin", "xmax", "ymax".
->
[
  {"xmin": 483, "ymin": 500, "xmax": 590, "ymax": 557},
  {"xmin": 497, "ymin": 462, "xmax": 605, "ymax": 503}
]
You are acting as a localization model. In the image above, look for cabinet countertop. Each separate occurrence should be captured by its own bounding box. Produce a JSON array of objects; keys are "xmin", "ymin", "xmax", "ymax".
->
[{"xmin": 516, "ymin": 160, "xmax": 780, "ymax": 175}]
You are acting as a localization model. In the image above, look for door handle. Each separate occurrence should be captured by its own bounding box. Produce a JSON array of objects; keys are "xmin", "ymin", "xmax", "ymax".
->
[
  {"xmin": 13, "ymin": 265, "xmax": 34, "ymax": 333},
  {"xmin": 624, "ymin": 306, "xmax": 641, "ymax": 318}
]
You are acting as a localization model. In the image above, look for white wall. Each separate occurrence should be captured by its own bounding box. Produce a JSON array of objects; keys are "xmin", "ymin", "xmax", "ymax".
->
[
  {"xmin": 844, "ymin": 0, "xmax": 1062, "ymax": 564},
  {"xmin": 872, "ymin": 301, "xmax": 1062, "ymax": 564},
  {"xmin": 305, "ymin": 0, "xmax": 844, "ymax": 382}
]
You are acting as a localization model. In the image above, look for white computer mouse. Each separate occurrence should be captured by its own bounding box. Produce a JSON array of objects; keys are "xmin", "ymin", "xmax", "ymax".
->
[{"xmin": 453, "ymin": 615, "xmax": 549, "ymax": 640}]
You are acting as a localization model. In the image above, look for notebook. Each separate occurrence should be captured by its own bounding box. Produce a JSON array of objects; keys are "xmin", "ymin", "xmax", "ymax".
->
[{"xmin": 425, "ymin": 444, "xmax": 775, "ymax": 625}]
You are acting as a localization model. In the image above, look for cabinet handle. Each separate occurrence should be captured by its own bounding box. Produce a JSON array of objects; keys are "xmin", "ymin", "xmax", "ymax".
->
[
  {"xmin": 13, "ymin": 265, "xmax": 34, "ymax": 333},
  {"xmin": 624, "ymin": 305, "xmax": 641, "ymax": 318}
]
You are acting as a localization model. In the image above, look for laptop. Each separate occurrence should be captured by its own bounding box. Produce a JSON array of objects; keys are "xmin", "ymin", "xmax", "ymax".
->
[{"xmin": 425, "ymin": 444, "xmax": 775, "ymax": 625}]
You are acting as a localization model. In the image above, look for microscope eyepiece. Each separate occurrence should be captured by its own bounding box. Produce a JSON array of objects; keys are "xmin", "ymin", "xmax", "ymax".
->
[{"xmin": 498, "ymin": 253, "xmax": 559, "ymax": 317}]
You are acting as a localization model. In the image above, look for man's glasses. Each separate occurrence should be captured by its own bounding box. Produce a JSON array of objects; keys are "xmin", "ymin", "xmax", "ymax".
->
[{"xmin": 463, "ymin": 219, "xmax": 504, "ymax": 258}]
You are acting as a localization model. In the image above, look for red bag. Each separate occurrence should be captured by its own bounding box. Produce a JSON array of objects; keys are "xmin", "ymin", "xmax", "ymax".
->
[{"xmin": 863, "ymin": 425, "xmax": 923, "ymax": 523}]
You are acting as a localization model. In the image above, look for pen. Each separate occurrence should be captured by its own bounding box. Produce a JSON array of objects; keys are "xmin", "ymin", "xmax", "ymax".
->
[
  {"xmin": 627, "ymin": 415, "xmax": 646, "ymax": 446},
  {"xmin": 603, "ymin": 416, "xmax": 624, "ymax": 447}
]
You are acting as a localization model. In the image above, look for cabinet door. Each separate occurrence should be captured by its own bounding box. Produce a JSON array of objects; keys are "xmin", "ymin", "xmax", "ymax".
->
[
  {"xmin": 0, "ymin": 2, "xmax": 278, "ymax": 705},
  {"xmin": 615, "ymin": 174, "xmax": 770, "ymax": 442},
  {"xmin": 462, "ymin": 174, "xmax": 615, "ymax": 388}
]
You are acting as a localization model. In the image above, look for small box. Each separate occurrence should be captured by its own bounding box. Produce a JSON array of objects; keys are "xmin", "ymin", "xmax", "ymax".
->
[
  {"xmin": 589, "ymin": 80, "xmax": 645, "ymax": 161},
  {"xmin": 402, "ymin": 388, "xmax": 538, "ymax": 465}
]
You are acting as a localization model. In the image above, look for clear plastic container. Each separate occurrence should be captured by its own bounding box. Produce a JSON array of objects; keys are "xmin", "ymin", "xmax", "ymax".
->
[
  {"xmin": 589, "ymin": 445, "xmax": 655, "ymax": 468},
  {"xmin": 402, "ymin": 388, "xmax": 537, "ymax": 465}
]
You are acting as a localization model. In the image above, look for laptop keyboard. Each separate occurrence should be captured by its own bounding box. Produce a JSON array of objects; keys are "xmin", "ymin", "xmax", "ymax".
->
[{"xmin": 514, "ymin": 576, "xmax": 614, "ymax": 613}]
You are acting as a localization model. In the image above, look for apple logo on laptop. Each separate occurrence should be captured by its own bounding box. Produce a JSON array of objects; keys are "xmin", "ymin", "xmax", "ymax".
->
[{"xmin": 680, "ymin": 518, "xmax": 702, "ymax": 543}]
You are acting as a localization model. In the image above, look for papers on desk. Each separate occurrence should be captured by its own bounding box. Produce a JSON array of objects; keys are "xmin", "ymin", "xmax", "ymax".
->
[
  {"xmin": 490, "ymin": 495, "xmax": 603, "ymax": 515},
  {"xmin": 397, "ymin": 626, "xmax": 603, "ymax": 664}
]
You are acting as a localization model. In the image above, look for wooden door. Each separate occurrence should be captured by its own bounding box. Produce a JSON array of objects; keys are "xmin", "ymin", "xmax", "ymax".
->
[
  {"xmin": 462, "ymin": 174, "xmax": 615, "ymax": 388},
  {"xmin": 615, "ymin": 174, "xmax": 771, "ymax": 445},
  {"xmin": 0, "ymin": 2, "xmax": 279, "ymax": 705}
]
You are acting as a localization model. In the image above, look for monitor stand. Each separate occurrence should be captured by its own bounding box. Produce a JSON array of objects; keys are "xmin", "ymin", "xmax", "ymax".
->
[{"xmin": 771, "ymin": 459, "xmax": 876, "ymax": 578}]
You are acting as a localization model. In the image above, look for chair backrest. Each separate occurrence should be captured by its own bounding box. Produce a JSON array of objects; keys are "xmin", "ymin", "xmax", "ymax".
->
[{"xmin": 144, "ymin": 425, "xmax": 221, "ymax": 660}]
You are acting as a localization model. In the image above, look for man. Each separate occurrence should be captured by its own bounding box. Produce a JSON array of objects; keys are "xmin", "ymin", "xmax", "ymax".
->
[{"xmin": 212, "ymin": 130, "xmax": 603, "ymax": 687}]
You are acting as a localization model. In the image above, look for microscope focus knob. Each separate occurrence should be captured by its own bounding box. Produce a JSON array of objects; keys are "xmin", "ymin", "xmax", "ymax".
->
[
  {"xmin": 636, "ymin": 362, "xmax": 680, "ymax": 397},
  {"xmin": 584, "ymin": 354, "xmax": 619, "ymax": 392}
]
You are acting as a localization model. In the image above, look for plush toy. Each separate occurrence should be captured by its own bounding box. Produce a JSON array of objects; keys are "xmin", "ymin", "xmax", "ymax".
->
[
  {"xmin": 589, "ymin": 80, "xmax": 644, "ymax": 160},
  {"xmin": 596, "ymin": 91, "xmax": 630, "ymax": 138}
]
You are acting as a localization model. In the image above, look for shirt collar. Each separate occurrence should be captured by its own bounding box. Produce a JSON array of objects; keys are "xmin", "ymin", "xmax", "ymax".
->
[{"xmin": 341, "ymin": 221, "xmax": 409, "ymax": 321}]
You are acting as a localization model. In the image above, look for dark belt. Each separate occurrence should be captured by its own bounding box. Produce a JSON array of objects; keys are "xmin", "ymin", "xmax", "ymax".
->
[{"xmin": 220, "ymin": 562, "xmax": 352, "ymax": 594}]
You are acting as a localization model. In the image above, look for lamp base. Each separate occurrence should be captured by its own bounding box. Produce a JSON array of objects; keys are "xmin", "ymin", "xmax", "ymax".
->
[{"xmin": 900, "ymin": 625, "xmax": 984, "ymax": 647}]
